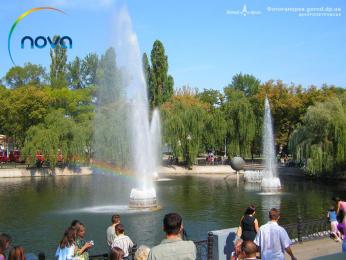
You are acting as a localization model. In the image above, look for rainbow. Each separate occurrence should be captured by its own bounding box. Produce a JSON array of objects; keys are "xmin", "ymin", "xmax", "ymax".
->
[
  {"xmin": 90, "ymin": 159, "xmax": 136, "ymax": 178},
  {"xmin": 8, "ymin": 7, "xmax": 65, "ymax": 65}
]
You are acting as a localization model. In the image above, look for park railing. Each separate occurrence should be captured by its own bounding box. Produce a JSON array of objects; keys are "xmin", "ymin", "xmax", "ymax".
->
[
  {"xmin": 89, "ymin": 217, "xmax": 330, "ymax": 260},
  {"xmin": 283, "ymin": 217, "xmax": 330, "ymax": 244},
  {"xmin": 90, "ymin": 232, "xmax": 214, "ymax": 260}
]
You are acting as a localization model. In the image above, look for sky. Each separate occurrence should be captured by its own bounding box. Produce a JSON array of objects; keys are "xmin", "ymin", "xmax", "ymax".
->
[{"xmin": 0, "ymin": 0, "xmax": 345, "ymax": 91}]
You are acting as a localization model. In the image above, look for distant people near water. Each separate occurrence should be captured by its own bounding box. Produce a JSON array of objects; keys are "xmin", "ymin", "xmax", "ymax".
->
[
  {"xmin": 107, "ymin": 214, "xmax": 121, "ymax": 247},
  {"xmin": 111, "ymin": 224, "xmax": 133, "ymax": 259},
  {"xmin": 75, "ymin": 222, "xmax": 94, "ymax": 259},
  {"xmin": 148, "ymin": 212, "xmax": 196, "ymax": 260},
  {"xmin": 238, "ymin": 205, "xmax": 259, "ymax": 242},
  {"xmin": 332, "ymin": 197, "xmax": 346, "ymax": 222},
  {"xmin": 254, "ymin": 208, "xmax": 297, "ymax": 260},
  {"xmin": 240, "ymin": 240, "xmax": 258, "ymax": 260},
  {"xmin": 55, "ymin": 227, "xmax": 77, "ymax": 260},
  {"xmin": 337, "ymin": 211, "xmax": 346, "ymax": 252},
  {"xmin": 109, "ymin": 247, "xmax": 124, "ymax": 260},
  {"xmin": 0, "ymin": 233, "xmax": 11, "ymax": 260},
  {"xmin": 327, "ymin": 206, "xmax": 342, "ymax": 242},
  {"xmin": 8, "ymin": 246, "xmax": 25, "ymax": 260},
  {"xmin": 134, "ymin": 245, "xmax": 150, "ymax": 260}
]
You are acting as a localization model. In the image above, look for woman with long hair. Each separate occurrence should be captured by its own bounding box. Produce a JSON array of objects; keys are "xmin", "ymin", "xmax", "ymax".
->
[
  {"xmin": 75, "ymin": 223, "xmax": 93, "ymax": 260},
  {"xmin": 55, "ymin": 227, "xmax": 77, "ymax": 260},
  {"xmin": 239, "ymin": 205, "xmax": 259, "ymax": 241},
  {"xmin": 7, "ymin": 246, "xmax": 25, "ymax": 260}
]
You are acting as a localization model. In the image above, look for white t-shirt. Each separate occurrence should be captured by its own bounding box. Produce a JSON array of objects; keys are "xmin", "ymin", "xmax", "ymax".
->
[
  {"xmin": 107, "ymin": 225, "xmax": 117, "ymax": 247},
  {"xmin": 55, "ymin": 244, "xmax": 75, "ymax": 260},
  {"xmin": 111, "ymin": 234, "xmax": 134, "ymax": 257},
  {"xmin": 254, "ymin": 221, "xmax": 291, "ymax": 260}
]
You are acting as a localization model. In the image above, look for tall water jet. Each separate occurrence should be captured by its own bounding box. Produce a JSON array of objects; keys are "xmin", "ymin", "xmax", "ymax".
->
[
  {"xmin": 150, "ymin": 109, "xmax": 162, "ymax": 179},
  {"xmin": 261, "ymin": 97, "xmax": 281, "ymax": 189},
  {"xmin": 114, "ymin": 8, "xmax": 160, "ymax": 208}
]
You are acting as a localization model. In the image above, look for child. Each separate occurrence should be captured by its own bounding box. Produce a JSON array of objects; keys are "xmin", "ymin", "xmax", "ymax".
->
[
  {"xmin": 327, "ymin": 206, "xmax": 341, "ymax": 242},
  {"xmin": 111, "ymin": 224, "xmax": 133, "ymax": 259}
]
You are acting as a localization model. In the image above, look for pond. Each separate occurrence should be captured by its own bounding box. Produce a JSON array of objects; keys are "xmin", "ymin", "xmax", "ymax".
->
[{"xmin": 0, "ymin": 172, "xmax": 344, "ymax": 257}]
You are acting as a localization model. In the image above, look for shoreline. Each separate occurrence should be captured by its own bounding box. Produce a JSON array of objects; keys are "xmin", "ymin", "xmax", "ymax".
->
[{"xmin": 0, "ymin": 166, "xmax": 92, "ymax": 178}]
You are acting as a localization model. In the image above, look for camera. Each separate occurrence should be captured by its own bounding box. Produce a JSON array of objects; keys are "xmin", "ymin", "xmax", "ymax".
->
[{"xmin": 89, "ymin": 240, "xmax": 94, "ymax": 246}]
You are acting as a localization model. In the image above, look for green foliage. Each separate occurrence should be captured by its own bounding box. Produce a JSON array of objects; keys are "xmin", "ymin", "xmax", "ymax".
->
[
  {"xmin": 5, "ymin": 63, "xmax": 46, "ymax": 88},
  {"xmin": 230, "ymin": 73, "xmax": 260, "ymax": 97},
  {"xmin": 148, "ymin": 40, "xmax": 174, "ymax": 108},
  {"xmin": 96, "ymin": 48, "xmax": 122, "ymax": 104},
  {"xmin": 198, "ymin": 89, "xmax": 224, "ymax": 108},
  {"xmin": 67, "ymin": 57, "xmax": 82, "ymax": 89},
  {"xmin": 22, "ymin": 110, "xmax": 90, "ymax": 166},
  {"xmin": 81, "ymin": 53, "xmax": 99, "ymax": 86},
  {"xmin": 93, "ymin": 48, "xmax": 130, "ymax": 167},
  {"xmin": 222, "ymin": 88, "xmax": 255, "ymax": 157},
  {"xmin": 162, "ymin": 88, "xmax": 208, "ymax": 166},
  {"xmin": 203, "ymin": 109, "xmax": 227, "ymax": 152},
  {"xmin": 50, "ymin": 36, "xmax": 68, "ymax": 88},
  {"xmin": 289, "ymin": 98, "xmax": 346, "ymax": 175}
]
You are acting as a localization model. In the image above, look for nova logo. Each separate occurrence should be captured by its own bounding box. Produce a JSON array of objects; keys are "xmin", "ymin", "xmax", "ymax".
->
[
  {"xmin": 21, "ymin": 36, "xmax": 73, "ymax": 49},
  {"xmin": 8, "ymin": 7, "xmax": 72, "ymax": 65}
]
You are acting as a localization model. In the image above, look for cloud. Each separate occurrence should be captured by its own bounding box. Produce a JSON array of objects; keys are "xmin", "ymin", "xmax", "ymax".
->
[{"xmin": 34, "ymin": 0, "xmax": 116, "ymax": 8}]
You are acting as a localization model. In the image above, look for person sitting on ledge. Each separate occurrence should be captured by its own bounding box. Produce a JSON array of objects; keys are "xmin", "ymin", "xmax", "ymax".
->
[
  {"xmin": 240, "ymin": 240, "xmax": 258, "ymax": 260},
  {"xmin": 254, "ymin": 208, "xmax": 297, "ymax": 260},
  {"xmin": 148, "ymin": 212, "xmax": 196, "ymax": 260}
]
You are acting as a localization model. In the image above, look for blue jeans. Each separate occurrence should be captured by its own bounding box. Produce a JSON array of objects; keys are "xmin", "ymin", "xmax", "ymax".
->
[{"xmin": 342, "ymin": 240, "xmax": 346, "ymax": 252}]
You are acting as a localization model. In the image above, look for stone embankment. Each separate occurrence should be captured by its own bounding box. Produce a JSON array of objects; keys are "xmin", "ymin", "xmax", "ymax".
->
[{"xmin": 0, "ymin": 166, "xmax": 92, "ymax": 178}]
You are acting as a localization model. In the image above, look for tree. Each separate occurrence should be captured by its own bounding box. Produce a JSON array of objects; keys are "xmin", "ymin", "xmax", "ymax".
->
[
  {"xmin": 230, "ymin": 73, "xmax": 260, "ymax": 97},
  {"xmin": 142, "ymin": 53, "xmax": 151, "ymax": 97},
  {"xmin": 161, "ymin": 87, "xmax": 208, "ymax": 166},
  {"xmin": 5, "ymin": 63, "xmax": 46, "ymax": 88},
  {"xmin": 149, "ymin": 40, "xmax": 174, "ymax": 108},
  {"xmin": 67, "ymin": 57, "xmax": 82, "ymax": 89},
  {"xmin": 94, "ymin": 48, "xmax": 130, "ymax": 167},
  {"xmin": 22, "ymin": 109, "xmax": 90, "ymax": 166},
  {"xmin": 81, "ymin": 53, "xmax": 99, "ymax": 87},
  {"xmin": 222, "ymin": 88, "xmax": 256, "ymax": 158},
  {"xmin": 198, "ymin": 89, "xmax": 224, "ymax": 108},
  {"xmin": 50, "ymin": 36, "xmax": 68, "ymax": 88},
  {"xmin": 289, "ymin": 97, "xmax": 346, "ymax": 176},
  {"xmin": 96, "ymin": 48, "xmax": 122, "ymax": 105},
  {"xmin": 0, "ymin": 86, "xmax": 52, "ymax": 147}
]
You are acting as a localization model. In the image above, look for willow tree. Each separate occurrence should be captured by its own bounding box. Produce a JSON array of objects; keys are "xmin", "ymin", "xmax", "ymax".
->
[
  {"xmin": 289, "ymin": 97, "xmax": 346, "ymax": 175},
  {"xmin": 222, "ymin": 88, "xmax": 255, "ymax": 158},
  {"xmin": 22, "ymin": 109, "xmax": 89, "ymax": 166},
  {"xmin": 93, "ymin": 48, "xmax": 130, "ymax": 167},
  {"xmin": 161, "ymin": 87, "xmax": 208, "ymax": 166}
]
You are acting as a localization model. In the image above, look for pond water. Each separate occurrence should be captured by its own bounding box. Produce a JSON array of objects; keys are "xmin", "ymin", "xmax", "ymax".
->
[{"xmin": 0, "ymin": 172, "xmax": 344, "ymax": 257}]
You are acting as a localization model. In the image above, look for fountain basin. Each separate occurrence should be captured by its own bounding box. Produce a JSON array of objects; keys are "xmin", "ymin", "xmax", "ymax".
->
[{"xmin": 129, "ymin": 188, "xmax": 158, "ymax": 209}]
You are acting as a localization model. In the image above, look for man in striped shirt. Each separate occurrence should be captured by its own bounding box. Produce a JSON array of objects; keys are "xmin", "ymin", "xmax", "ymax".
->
[{"xmin": 111, "ymin": 224, "xmax": 134, "ymax": 259}]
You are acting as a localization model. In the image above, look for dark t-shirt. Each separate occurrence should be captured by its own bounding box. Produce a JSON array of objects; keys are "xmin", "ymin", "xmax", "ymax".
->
[{"xmin": 241, "ymin": 215, "xmax": 257, "ymax": 241}]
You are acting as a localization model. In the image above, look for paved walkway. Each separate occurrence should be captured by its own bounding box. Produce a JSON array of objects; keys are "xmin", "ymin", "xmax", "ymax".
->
[{"xmin": 284, "ymin": 238, "xmax": 344, "ymax": 260}]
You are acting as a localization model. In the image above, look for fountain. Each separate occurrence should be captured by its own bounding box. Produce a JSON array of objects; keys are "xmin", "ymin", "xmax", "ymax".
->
[
  {"xmin": 243, "ymin": 97, "xmax": 281, "ymax": 189},
  {"xmin": 114, "ymin": 8, "xmax": 160, "ymax": 209},
  {"xmin": 261, "ymin": 97, "xmax": 281, "ymax": 189}
]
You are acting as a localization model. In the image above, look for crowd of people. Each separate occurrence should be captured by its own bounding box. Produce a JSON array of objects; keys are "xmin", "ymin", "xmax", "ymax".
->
[{"xmin": 1, "ymin": 196, "xmax": 345, "ymax": 260}]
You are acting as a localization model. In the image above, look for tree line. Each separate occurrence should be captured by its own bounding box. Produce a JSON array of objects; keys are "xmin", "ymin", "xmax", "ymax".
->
[{"xmin": 0, "ymin": 39, "xmax": 345, "ymax": 176}]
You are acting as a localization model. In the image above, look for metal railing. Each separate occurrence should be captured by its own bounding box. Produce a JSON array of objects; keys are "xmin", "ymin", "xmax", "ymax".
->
[
  {"xmin": 90, "ymin": 232, "xmax": 214, "ymax": 260},
  {"xmin": 283, "ymin": 217, "xmax": 330, "ymax": 244}
]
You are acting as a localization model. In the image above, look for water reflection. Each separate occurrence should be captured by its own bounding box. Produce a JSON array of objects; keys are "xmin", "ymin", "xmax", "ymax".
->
[{"xmin": 0, "ymin": 174, "xmax": 344, "ymax": 257}]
